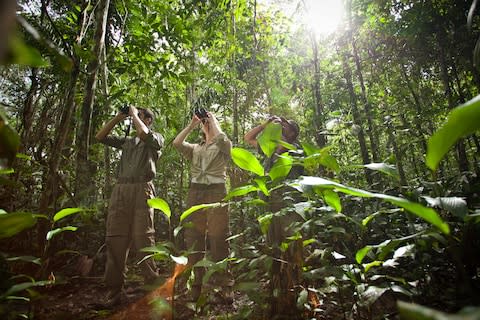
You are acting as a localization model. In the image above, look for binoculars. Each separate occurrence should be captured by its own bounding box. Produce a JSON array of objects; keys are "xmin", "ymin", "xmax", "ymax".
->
[
  {"xmin": 194, "ymin": 107, "xmax": 208, "ymax": 120},
  {"xmin": 120, "ymin": 105, "xmax": 130, "ymax": 115}
]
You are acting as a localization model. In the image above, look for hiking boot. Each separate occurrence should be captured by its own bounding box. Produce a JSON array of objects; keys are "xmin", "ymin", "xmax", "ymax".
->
[{"xmin": 102, "ymin": 291, "xmax": 123, "ymax": 309}]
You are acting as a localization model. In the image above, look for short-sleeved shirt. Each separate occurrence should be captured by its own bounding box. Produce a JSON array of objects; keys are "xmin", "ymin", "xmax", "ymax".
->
[
  {"xmin": 175, "ymin": 133, "xmax": 231, "ymax": 185},
  {"xmin": 99, "ymin": 131, "xmax": 164, "ymax": 180}
]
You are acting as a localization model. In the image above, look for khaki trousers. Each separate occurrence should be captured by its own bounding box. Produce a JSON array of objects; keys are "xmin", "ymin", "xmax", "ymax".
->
[
  {"xmin": 184, "ymin": 183, "xmax": 230, "ymax": 288},
  {"xmin": 104, "ymin": 181, "xmax": 159, "ymax": 294}
]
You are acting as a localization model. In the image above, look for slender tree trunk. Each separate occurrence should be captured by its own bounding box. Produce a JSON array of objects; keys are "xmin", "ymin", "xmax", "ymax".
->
[
  {"xmin": 437, "ymin": 31, "xmax": 469, "ymax": 173},
  {"xmin": 20, "ymin": 68, "xmax": 39, "ymax": 151},
  {"xmin": 230, "ymin": 10, "xmax": 239, "ymax": 144},
  {"xmin": 399, "ymin": 62, "xmax": 428, "ymax": 154},
  {"xmin": 37, "ymin": 64, "xmax": 80, "ymax": 259},
  {"xmin": 351, "ymin": 35, "xmax": 379, "ymax": 162},
  {"xmin": 386, "ymin": 120, "xmax": 407, "ymax": 186},
  {"xmin": 338, "ymin": 39, "xmax": 373, "ymax": 185},
  {"xmin": 75, "ymin": 0, "xmax": 111, "ymax": 204},
  {"xmin": 310, "ymin": 34, "xmax": 326, "ymax": 147}
]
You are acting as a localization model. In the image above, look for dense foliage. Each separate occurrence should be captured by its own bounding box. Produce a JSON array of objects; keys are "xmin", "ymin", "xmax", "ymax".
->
[{"xmin": 1, "ymin": 0, "xmax": 480, "ymax": 319}]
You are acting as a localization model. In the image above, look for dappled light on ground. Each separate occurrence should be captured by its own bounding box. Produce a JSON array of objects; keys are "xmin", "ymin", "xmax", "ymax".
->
[{"xmin": 109, "ymin": 263, "xmax": 187, "ymax": 320}]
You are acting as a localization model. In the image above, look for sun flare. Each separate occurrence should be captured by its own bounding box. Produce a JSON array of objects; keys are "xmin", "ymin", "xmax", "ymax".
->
[{"xmin": 303, "ymin": 0, "xmax": 345, "ymax": 36}]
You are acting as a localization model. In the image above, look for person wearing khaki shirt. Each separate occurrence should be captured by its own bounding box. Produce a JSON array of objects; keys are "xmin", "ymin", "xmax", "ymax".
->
[
  {"xmin": 173, "ymin": 111, "xmax": 233, "ymax": 303},
  {"xmin": 95, "ymin": 106, "xmax": 164, "ymax": 307}
]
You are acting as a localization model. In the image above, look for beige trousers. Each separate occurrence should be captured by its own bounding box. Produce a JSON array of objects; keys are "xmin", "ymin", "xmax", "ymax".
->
[{"xmin": 184, "ymin": 183, "xmax": 231, "ymax": 288}]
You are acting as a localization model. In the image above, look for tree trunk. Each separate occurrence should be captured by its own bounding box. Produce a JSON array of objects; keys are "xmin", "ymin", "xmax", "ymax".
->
[
  {"xmin": 399, "ymin": 61, "xmax": 428, "ymax": 154},
  {"xmin": 310, "ymin": 34, "xmax": 326, "ymax": 147},
  {"xmin": 75, "ymin": 0, "xmax": 111, "ymax": 204},
  {"xmin": 37, "ymin": 64, "xmax": 80, "ymax": 260},
  {"xmin": 20, "ymin": 68, "xmax": 39, "ymax": 151},
  {"xmin": 386, "ymin": 120, "xmax": 407, "ymax": 186},
  {"xmin": 338, "ymin": 38, "xmax": 373, "ymax": 185},
  {"xmin": 437, "ymin": 30, "xmax": 469, "ymax": 173},
  {"xmin": 351, "ymin": 34, "xmax": 379, "ymax": 162}
]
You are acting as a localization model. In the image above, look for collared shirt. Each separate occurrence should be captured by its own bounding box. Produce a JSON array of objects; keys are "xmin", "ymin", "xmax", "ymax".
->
[
  {"xmin": 175, "ymin": 133, "xmax": 231, "ymax": 185},
  {"xmin": 99, "ymin": 131, "xmax": 164, "ymax": 180}
]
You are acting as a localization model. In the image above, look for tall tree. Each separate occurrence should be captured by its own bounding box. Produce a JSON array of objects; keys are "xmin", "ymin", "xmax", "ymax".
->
[{"xmin": 75, "ymin": 0, "xmax": 111, "ymax": 203}]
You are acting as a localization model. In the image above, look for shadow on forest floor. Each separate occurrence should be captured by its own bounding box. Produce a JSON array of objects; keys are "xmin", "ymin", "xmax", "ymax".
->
[{"xmin": 31, "ymin": 270, "xmax": 246, "ymax": 320}]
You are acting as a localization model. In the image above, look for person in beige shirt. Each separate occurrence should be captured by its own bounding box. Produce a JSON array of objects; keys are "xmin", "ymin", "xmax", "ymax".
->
[
  {"xmin": 95, "ymin": 106, "xmax": 164, "ymax": 307},
  {"xmin": 173, "ymin": 110, "xmax": 233, "ymax": 304}
]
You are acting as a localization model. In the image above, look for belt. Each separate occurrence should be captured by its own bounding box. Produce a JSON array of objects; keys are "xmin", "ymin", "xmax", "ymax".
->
[
  {"xmin": 117, "ymin": 176, "xmax": 152, "ymax": 184},
  {"xmin": 190, "ymin": 182, "xmax": 225, "ymax": 190}
]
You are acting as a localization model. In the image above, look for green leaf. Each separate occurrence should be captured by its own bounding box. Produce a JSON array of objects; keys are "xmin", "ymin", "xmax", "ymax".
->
[
  {"xmin": 148, "ymin": 198, "xmax": 171, "ymax": 221},
  {"xmin": 426, "ymin": 94, "xmax": 480, "ymax": 171},
  {"xmin": 322, "ymin": 190, "xmax": 342, "ymax": 212},
  {"xmin": 257, "ymin": 123, "xmax": 282, "ymax": 158},
  {"xmin": 0, "ymin": 212, "xmax": 37, "ymax": 239},
  {"xmin": 423, "ymin": 196, "xmax": 468, "ymax": 220},
  {"xmin": 257, "ymin": 213, "xmax": 273, "ymax": 235},
  {"xmin": 231, "ymin": 147, "xmax": 264, "ymax": 176},
  {"xmin": 302, "ymin": 143, "xmax": 340, "ymax": 173},
  {"xmin": 6, "ymin": 256, "xmax": 41, "ymax": 265},
  {"xmin": 53, "ymin": 208, "xmax": 83, "ymax": 222},
  {"xmin": 170, "ymin": 255, "xmax": 188, "ymax": 265},
  {"xmin": 363, "ymin": 260, "xmax": 383, "ymax": 272},
  {"xmin": 356, "ymin": 246, "xmax": 373, "ymax": 264},
  {"xmin": 0, "ymin": 113, "xmax": 20, "ymax": 168},
  {"xmin": 1, "ymin": 280, "xmax": 54, "ymax": 299},
  {"xmin": 358, "ymin": 285, "xmax": 388, "ymax": 306},
  {"xmin": 397, "ymin": 301, "xmax": 480, "ymax": 320},
  {"xmin": 0, "ymin": 168, "xmax": 14, "ymax": 175},
  {"xmin": 291, "ymin": 176, "xmax": 450, "ymax": 234},
  {"xmin": 46, "ymin": 226, "xmax": 78, "ymax": 241},
  {"xmin": 8, "ymin": 34, "xmax": 49, "ymax": 67},
  {"xmin": 254, "ymin": 177, "xmax": 270, "ymax": 196},
  {"xmin": 180, "ymin": 203, "xmax": 222, "ymax": 222},
  {"xmin": 363, "ymin": 163, "xmax": 399, "ymax": 180},
  {"xmin": 224, "ymin": 184, "xmax": 259, "ymax": 200},
  {"xmin": 268, "ymin": 153, "xmax": 293, "ymax": 182}
]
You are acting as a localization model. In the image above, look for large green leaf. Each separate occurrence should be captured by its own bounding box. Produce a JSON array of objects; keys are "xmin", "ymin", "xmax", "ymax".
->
[
  {"xmin": 0, "ymin": 111, "xmax": 20, "ymax": 168},
  {"xmin": 426, "ymin": 94, "xmax": 480, "ymax": 171},
  {"xmin": 224, "ymin": 184, "xmax": 259, "ymax": 200},
  {"xmin": 356, "ymin": 246, "xmax": 373, "ymax": 264},
  {"xmin": 257, "ymin": 213, "xmax": 273, "ymax": 235},
  {"xmin": 423, "ymin": 196, "xmax": 468, "ymax": 220},
  {"xmin": 1, "ymin": 280, "xmax": 54, "ymax": 299},
  {"xmin": 231, "ymin": 147, "xmax": 264, "ymax": 176},
  {"xmin": 363, "ymin": 163, "xmax": 399, "ymax": 180},
  {"xmin": 0, "ymin": 212, "xmax": 37, "ymax": 239},
  {"xmin": 322, "ymin": 189, "xmax": 342, "ymax": 213},
  {"xmin": 268, "ymin": 153, "xmax": 293, "ymax": 182},
  {"xmin": 180, "ymin": 203, "xmax": 222, "ymax": 222},
  {"xmin": 397, "ymin": 301, "xmax": 480, "ymax": 320},
  {"xmin": 291, "ymin": 176, "xmax": 449, "ymax": 234},
  {"xmin": 53, "ymin": 208, "xmax": 84, "ymax": 222},
  {"xmin": 257, "ymin": 122, "xmax": 282, "ymax": 158},
  {"xmin": 302, "ymin": 142, "xmax": 340, "ymax": 173},
  {"xmin": 148, "ymin": 198, "xmax": 171, "ymax": 222},
  {"xmin": 46, "ymin": 226, "xmax": 78, "ymax": 241},
  {"xmin": 254, "ymin": 177, "xmax": 270, "ymax": 196}
]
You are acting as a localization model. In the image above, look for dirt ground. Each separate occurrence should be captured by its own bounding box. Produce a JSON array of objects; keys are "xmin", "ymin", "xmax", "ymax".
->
[{"xmin": 31, "ymin": 274, "xmax": 242, "ymax": 320}]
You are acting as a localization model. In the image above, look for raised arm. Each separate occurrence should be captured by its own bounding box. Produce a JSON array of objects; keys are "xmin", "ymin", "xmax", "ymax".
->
[
  {"xmin": 95, "ymin": 112, "xmax": 127, "ymax": 142},
  {"xmin": 244, "ymin": 116, "xmax": 282, "ymax": 148},
  {"xmin": 130, "ymin": 106, "xmax": 150, "ymax": 141},
  {"xmin": 173, "ymin": 115, "xmax": 201, "ymax": 148}
]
